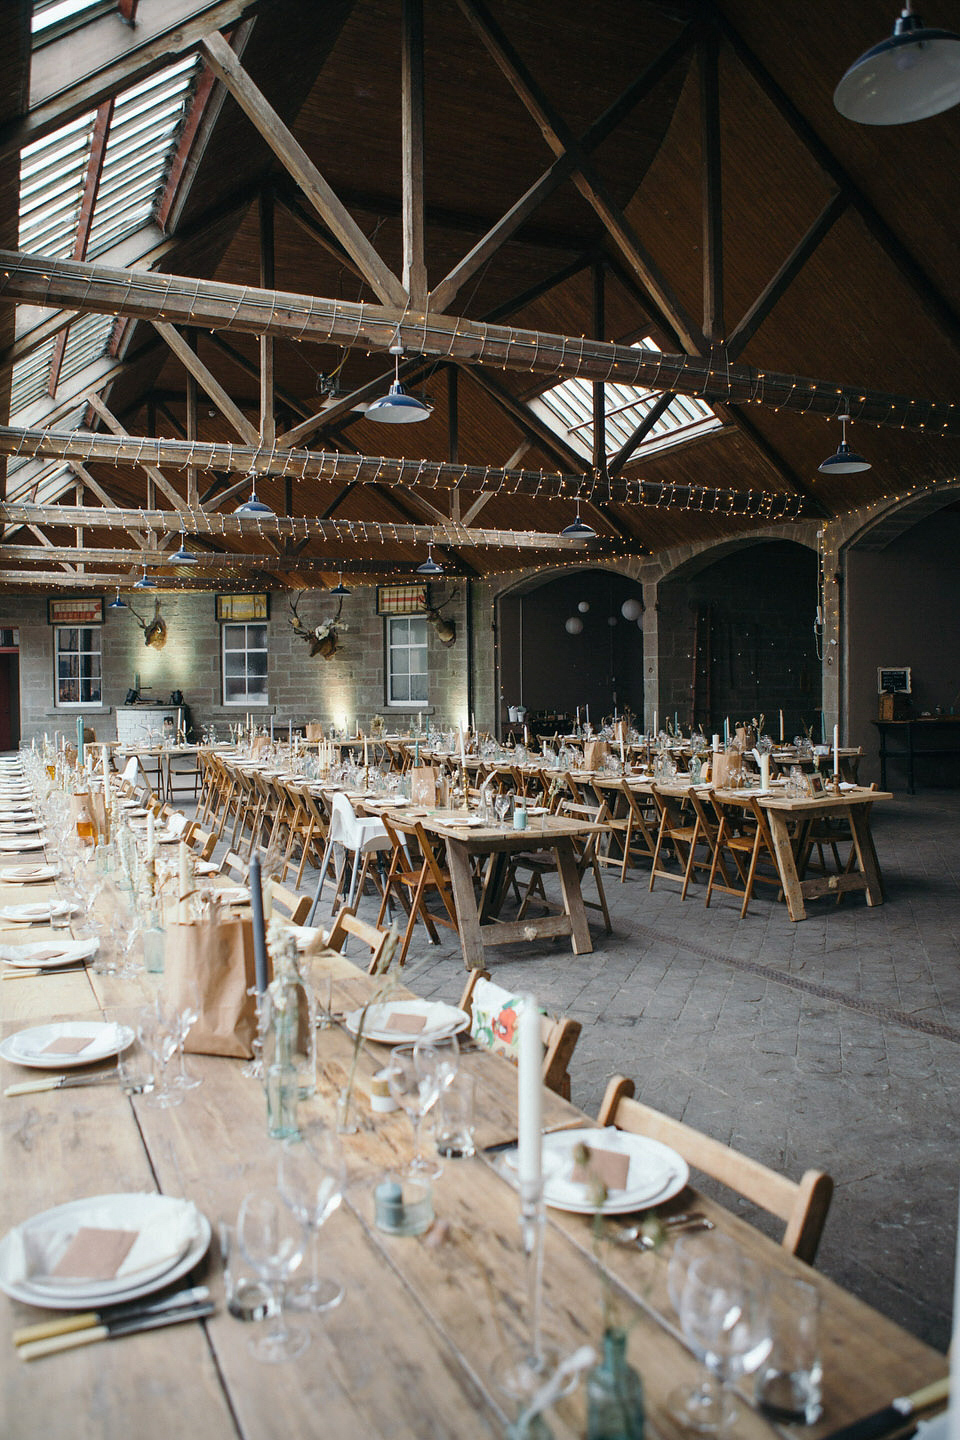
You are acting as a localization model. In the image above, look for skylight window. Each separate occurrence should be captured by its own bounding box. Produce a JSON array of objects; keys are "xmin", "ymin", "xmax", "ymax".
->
[{"xmin": 530, "ymin": 337, "xmax": 721, "ymax": 466}]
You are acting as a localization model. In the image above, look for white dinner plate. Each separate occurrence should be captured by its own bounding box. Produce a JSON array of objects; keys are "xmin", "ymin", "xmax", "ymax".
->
[
  {"xmin": 0, "ymin": 863, "xmax": 60, "ymax": 883},
  {"xmin": 344, "ymin": 999, "xmax": 469, "ymax": 1045},
  {"xmin": 0, "ymin": 807, "xmax": 37, "ymax": 819},
  {"xmin": 0, "ymin": 821, "xmax": 43, "ymax": 833},
  {"xmin": 0, "ymin": 1194, "xmax": 210, "ymax": 1309},
  {"xmin": 502, "ymin": 1127, "xmax": 688, "ymax": 1215},
  {"xmin": 0, "ymin": 838, "xmax": 46, "ymax": 853},
  {"xmin": 0, "ymin": 900, "xmax": 76, "ymax": 923},
  {"xmin": 0, "ymin": 936, "xmax": 99, "ymax": 968},
  {"xmin": 216, "ymin": 886, "xmax": 250, "ymax": 906},
  {"xmin": 0, "ymin": 1020, "xmax": 134, "ymax": 1069},
  {"xmin": 440, "ymin": 815, "xmax": 484, "ymax": 828}
]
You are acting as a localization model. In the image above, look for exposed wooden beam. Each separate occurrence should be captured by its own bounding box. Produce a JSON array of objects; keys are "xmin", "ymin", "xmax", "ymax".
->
[
  {"xmin": 0, "ymin": 503, "xmax": 594, "ymax": 552},
  {"xmin": 200, "ymin": 31, "xmax": 407, "ymax": 307},
  {"xmin": 699, "ymin": 30, "xmax": 724, "ymax": 344},
  {"xmin": 48, "ymin": 99, "xmax": 115, "ymax": 398},
  {"xmin": 1, "ymin": 249, "xmax": 945, "ymax": 432},
  {"xmin": 258, "ymin": 188, "xmax": 276, "ymax": 447},
  {"xmin": 153, "ymin": 321, "xmax": 259, "ymax": 445},
  {"xmin": 718, "ymin": 14, "xmax": 960, "ymax": 356},
  {"xmin": 1, "ymin": 0, "xmax": 265, "ymax": 162},
  {"xmin": 205, "ymin": 332, "xmax": 312, "ymax": 421},
  {"xmin": 84, "ymin": 394, "xmax": 189, "ymax": 513},
  {"xmin": 725, "ymin": 191, "xmax": 848, "ymax": 361},
  {"xmin": 592, "ymin": 261, "xmax": 607, "ymax": 479},
  {"xmin": 718, "ymin": 402, "xmax": 829, "ymax": 517},
  {"xmin": 401, "ymin": 0, "xmax": 428, "ymax": 306},
  {"xmin": 453, "ymin": 0, "xmax": 707, "ymax": 355},
  {"xmin": 0, "ymin": 543, "xmax": 470, "ymax": 571},
  {"xmin": 462, "ymin": 366, "xmax": 588, "ymax": 473},
  {"xmin": 0, "ymin": 429, "xmax": 806, "ymax": 518}
]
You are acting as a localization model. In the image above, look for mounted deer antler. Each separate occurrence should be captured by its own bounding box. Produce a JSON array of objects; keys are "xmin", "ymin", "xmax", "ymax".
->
[
  {"xmin": 425, "ymin": 585, "xmax": 458, "ymax": 647},
  {"xmin": 288, "ymin": 591, "xmax": 346, "ymax": 659},
  {"xmin": 127, "ymin": 597, "xmax": 167, "ymax": 649}
]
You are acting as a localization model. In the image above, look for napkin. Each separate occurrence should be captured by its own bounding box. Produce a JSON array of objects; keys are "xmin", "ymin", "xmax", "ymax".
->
[
  {"xmin": 40, "ymin": 1035, "xmax": 97, "ymax": 1056},
  {"xmin": 386, "ymin": 1011, "xmax": 426, "ymax": 1033},
  {"xmin": 571, "ymin": 1146, "xmax": 631, "ymax": 1191},
  {"xmin": 51, "ymin": 1228, "xmax": 138, "ymax": 1280}
]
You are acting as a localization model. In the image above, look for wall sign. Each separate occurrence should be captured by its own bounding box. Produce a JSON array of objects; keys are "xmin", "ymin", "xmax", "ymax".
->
[
  {"xmin": 377, "ymin": 584, "xmax": 429, "ymax": 615},
  {"xmin": 877, "ymin": 667, "xmax": 911, "ymax": 694},
  {"xmin": 48, "ymin": 597, "xmax": 104, "ymax": 625},
  {"xmin": 215, "ymin": 593, "xmax": 270, "ymax": 622}
]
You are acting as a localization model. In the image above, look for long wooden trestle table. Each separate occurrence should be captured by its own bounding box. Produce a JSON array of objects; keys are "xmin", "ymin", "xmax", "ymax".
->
[{"xmin": 0, "ymin": 854, "xmax": 947, "ymax": 1440}]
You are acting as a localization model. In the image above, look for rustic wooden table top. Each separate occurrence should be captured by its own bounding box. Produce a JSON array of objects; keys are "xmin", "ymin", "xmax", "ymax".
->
[{"xmin": 0, "ymin": 827, "xmax": 946, "ymax": 1440}]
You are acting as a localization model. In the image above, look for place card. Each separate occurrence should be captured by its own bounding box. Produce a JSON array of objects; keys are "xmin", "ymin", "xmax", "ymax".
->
[
  {"xmin": 40, "ymin": 1035, "xmax": 97, "ymax": 1055},
  {"xmin": 51, "ymin": 1227, "xmax": 138, "ymax": 1280},
  {"xmin": 386, "ymin": 1012, "xmax": 426, "ymax": 1033},
  {"xmin": 571, "ymin": 1146, "xmax": 631, "ymax": 1192}
]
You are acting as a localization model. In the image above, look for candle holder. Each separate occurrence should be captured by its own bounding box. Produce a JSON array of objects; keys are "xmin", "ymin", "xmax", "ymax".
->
[
  {"xmin": 496, "ymin": 1178, "xmax": 559, "ymax": 1407},
  {"xmin": 461, "ymin": 763, "xmax": 471, "ymax": 810},
  {"xmin": 241, "ymin": 988, "xmax": 266, "ymax": 1081}
]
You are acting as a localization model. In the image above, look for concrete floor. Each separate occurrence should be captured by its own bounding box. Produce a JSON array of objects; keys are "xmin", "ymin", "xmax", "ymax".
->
[{"xmin": 324, "ymin": 790, "xmax": 960, "ymax": 1353}]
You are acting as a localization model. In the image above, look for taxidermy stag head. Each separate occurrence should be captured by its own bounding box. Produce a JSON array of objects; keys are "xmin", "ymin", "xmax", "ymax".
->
[
  {"xmin": 289, "ymin": 591, "xmax": 346, "ymax": 660},
  {"xmin": 128, "ymin": 598, "xmax": 167, "ymax": 649},
  {"xmin": 426, "ymin": 586, "xmax": 458, "ymax": 647}
]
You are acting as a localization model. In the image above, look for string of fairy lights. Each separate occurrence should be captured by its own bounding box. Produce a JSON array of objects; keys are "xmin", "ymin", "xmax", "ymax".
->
[{"xmin": 2, "ymin": 251, "xmax": 958, "ymax": 434}]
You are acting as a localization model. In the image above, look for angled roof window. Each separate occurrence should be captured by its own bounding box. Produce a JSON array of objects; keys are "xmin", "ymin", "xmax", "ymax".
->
[{"xmin": 530, "ymin": 337, "xmax": 721, "ymax": 467}]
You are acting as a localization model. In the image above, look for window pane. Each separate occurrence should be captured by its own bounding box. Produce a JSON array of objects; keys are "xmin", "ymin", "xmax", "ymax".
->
[
  {"xmin": 223, "ymin": 627, "xmax": 244, "ymax": 650},
  {"xmin": 410, "ymin": 675, "xmax": 428, "ymax": 703},
  {"xmin": 247, "ymin": 624, "xmax": 268, "ymax": 649},
  {"xmin": 409, "ymin": 617, "xmax": 428, "ymax": 645},
  {"xmin": 58, "ymin": 627, "xmax": 78, "ymax": 652},
  {"xmin": 248, "ymin": 655, "xmax": 268, "ymax": 681},
  {"xmin": 224, "ymin": 676, "xmax": 244, "ymax": 700}
]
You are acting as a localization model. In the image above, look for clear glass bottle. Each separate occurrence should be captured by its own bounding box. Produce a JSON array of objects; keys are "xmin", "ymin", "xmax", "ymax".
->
[
  {"xmin": 262, "ymin": 975, "xmax": 300, "ymax": 1141},
  {"xmin": 586, "ymin": 1328, "xmax": 645, "ymax": 1440}
]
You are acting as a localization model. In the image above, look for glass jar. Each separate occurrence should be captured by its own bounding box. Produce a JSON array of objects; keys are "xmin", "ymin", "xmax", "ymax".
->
[{"xmin": 586, "ymin": 1328, "xmax": 645, "ymax": 1440}]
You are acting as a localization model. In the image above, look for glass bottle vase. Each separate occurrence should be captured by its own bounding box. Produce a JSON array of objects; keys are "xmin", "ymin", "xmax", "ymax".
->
[{"xmin": 586, "ymin": 1328, "xmax": 645, "ymax": 1440}]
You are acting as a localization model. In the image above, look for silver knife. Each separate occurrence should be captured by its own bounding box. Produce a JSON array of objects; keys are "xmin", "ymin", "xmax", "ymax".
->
[
  {"xmin": 5, "ymin": 1070, "xmax": 118, "ymax": 1097},
  {"xmin": 18, "ymin": 1301, "xmax": 216, "ymax": 1361},
  {"xmin": 13, "ymin": 1286, "xmax": 211, "ymax": 1346}
]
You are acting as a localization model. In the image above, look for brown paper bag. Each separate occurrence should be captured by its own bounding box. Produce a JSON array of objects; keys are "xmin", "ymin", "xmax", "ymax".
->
[
  {"xmin": 712, "ymin": 750, "xmax": 742, "ymax": 789},
  {"xmin": 582, "ymin": 739, "xmax": 608, "ymax": 771},
  {"xmin": 410, "ymin": 766, "xmax": 437, "ymax": 807},
  {"xmin": 305, "ymin": 722, "xmax": 325, "ymax": 741},
  {"xmin": 165, "ymin": 918, "xmax": 259, "ymax": 1058}
]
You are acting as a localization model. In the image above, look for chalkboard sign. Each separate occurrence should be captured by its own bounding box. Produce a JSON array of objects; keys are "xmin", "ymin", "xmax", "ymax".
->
[{"xmin": 877, "ymin": 667, "xmax": 911, "ymax": 694}]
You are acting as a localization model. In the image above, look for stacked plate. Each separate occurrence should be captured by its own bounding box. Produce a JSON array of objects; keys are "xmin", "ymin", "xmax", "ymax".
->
[
  {"xmin": 503, "ymin": 1127, "xmax": 688, "ymax": 1214},
  {"xmin": 0, "ymin": 862, "xmax": 60, "ymax": 883},
  {"xmin": 0, "ymin": 937, "xmax": 98, "ymax": 969},
  {"xmin": 0, "ymin": 900, "xmax": 76, "ymax": 924},
  {"xmin": 0, "ymin": 1194, "xmax": 210, "ymax": 1310},
  {"xmin": 344, "ymin": 999, "xmax": 469, "ymax": 1044},
  {"xmin": 0, "ymin": 1020, "xmax": 133, "ymax": 1069}
]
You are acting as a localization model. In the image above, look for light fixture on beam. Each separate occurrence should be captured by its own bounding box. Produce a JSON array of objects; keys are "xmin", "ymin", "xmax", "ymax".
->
[
  {"xmin": 107, "ymin": 586, "xmax": 127, "ymax": 609},
  {"xmin": 171, "ymin": 531, "xmax": 197, "ymax": 563},
  {"xmin": 818, "ymin": 413, "xmax": 871, "ymax": 474},
  {"xmin": 834, "ymin": 3, "xmax": 960, "ymax": 124},
  {"xmin": 330, "ymin": 571, "xmax": 352, "ymax": 596},
  {"xmin": 416, "ymin": 545, "xmax": 444, "ymax": 576},
  {"xmin": 134, "ymin": 565, "xmax": 156, "ymax": 589},
  {"xmin": 235, "ymin": 471, "xmax": 274, "ymax": 516},
  {"xmin": 561, "ymin": 503, "xmax": 597, "ymax": 539},
  {"xmin": 366, "ymin": 336, "xmax": 433, "ymax": 424}
]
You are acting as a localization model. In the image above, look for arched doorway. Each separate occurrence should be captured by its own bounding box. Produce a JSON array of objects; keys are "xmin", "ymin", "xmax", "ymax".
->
[
  {"xmin": 496, "ymin": 569, "xmax": 645, "ymax": 734},
  {"xmin": 658, "ymin": 540, "xmax": 820, "ymax": 739}
]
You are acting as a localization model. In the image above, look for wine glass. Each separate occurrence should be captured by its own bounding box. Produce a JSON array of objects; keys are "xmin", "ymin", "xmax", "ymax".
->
[
  {"xmin": 494, "ymin": 794, "xmax": 511, "ymax": 827},
  {"xmin": 169, "ymin": 975, "xmax": 203, "ymax": 1091},
  {"xmin": 669, "ymin": 1238, "xmax": 771, "ymax": 1435},
  {"xmin": 236, "ymin": 1188, "xmax": 309, "ymax": 1363},
  {"xmin": 386, "ymin": 1043, "xmax": 442, "ymax": 1178},
  {"xmin": 277, "ymin": 1124, "xmax": 345, "ymax": 1313},
  {"xmin": 137, "ymin": 998, "xmax": 183, "ymax": 1109}
]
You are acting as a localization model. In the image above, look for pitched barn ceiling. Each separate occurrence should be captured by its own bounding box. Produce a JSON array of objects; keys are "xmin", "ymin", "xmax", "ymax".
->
[{"xmin": 1, "ymin": 0, "xmax": 959, "ymax": 592}]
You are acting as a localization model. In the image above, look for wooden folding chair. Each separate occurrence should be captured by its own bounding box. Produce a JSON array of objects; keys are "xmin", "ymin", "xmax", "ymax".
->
[
  {"xmin": 707, "ymin": 793, "xmax": 784, "ymax": 917},
  {"xmin": 326, "ymin": 904, "xmax": 393, "ymax": 974},
  {"xmin": 375, "ymin": 814, "xmax": 458, "ymax": 966},
  {"xmin": 508, "ymin": 798, "xmax": 611, "ymax": 934},
  {"xmin": 648, "ymin": 784, "xmax": 714, "ymax": 899},
  {"xmin": 459, "ymin": 970, "xmax": 582, "ymax": 1100},
  {"xmin": 268, "ymin": 880, "xmax": 311, "ymax": 925},
  {"xmin": 598, "ymin": 1076, "xmax": 833, "ymax": 1264}
]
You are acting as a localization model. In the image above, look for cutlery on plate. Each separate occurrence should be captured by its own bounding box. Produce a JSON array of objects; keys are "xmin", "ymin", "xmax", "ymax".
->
[
  {"xmin": 2, "ymin": 963, "xmax": 86, "ymax": 980},
  {"xmin": 13, "ymin": 1286, "xmax": 211, "ymax": 1347},
  {"xmin": 5, "ymin": 1070, "xmax": 118, "ymax": 1097},
  {"xmin": 17, "ymin": 1301, "xmax": 215, "ymax": 1361},
  {"xmin": 816, "ymin": 1375, "xmax": 948, "ymax": 1440}
]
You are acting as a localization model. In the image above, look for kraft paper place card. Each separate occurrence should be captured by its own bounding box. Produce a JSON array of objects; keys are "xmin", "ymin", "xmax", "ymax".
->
[
  {"xmin": 386, "ymin": 1012, "xmax": 427, "ymax": 1033},
  {"xmin": 51, "ymin": 1227, "xmax": 138, "ymax": 1280},
  {"xmin": 571, "ymin": 1147, "xmax": 631, "ymax": 1192},
  {"xmin": 40, "ymin": 1035, "xmax": 96, "ymax": 1055}
]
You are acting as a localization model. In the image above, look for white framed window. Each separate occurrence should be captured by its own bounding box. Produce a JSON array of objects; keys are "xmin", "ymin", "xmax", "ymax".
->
[
  {"xmin": 222, "ymin": 621, "xmax": 268, "ymax": 705},
  {"xmin": 55, "ymin": 625, "xmax": 102, "ymax": 706},
  {"xmin": 386, "ymin": 615, "xmax": 428, "ymax": 706}
]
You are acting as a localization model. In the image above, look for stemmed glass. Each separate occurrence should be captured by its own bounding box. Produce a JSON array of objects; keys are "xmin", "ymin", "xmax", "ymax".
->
[
  {"xmin": 169, "ymin": 974, "xmax": 203, "ymax": 1091},
  {"xmin": 494, "ymin": 794, "xmax": 511, "ymax": 827},
  {"xmin": 236, "ymin": 1188, "xmax": 309, "ymax": 1363},
  {"xmin": 386, "ymin": 1043, "xmax": 442, "ymax": 1178},
  {"xmin": 668, "ymin": 1237, "xmax": 771, "ymax": 1435},
  {"xmin": 277, "ymin": 1124, "xmax": 345, "ymax": 1313},
  {"xmin": 137, "ymin": 997, "xmax": 183, "ymax": 1109}
]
